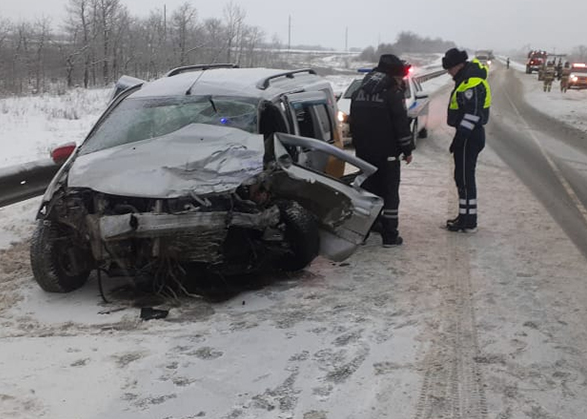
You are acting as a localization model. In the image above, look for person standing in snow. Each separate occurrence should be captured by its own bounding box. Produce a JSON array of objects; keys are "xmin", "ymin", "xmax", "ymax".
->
[
  {"xmin": 442, "ymin": 48, "xmax": 492, "ymax": 233},
  {"xmin": 543, "ymin": 61, "xmax": 556, "ymax": 92},
  {"xmin": 350, "ymin": 54, "xmax": 414, "ymax": 247}
]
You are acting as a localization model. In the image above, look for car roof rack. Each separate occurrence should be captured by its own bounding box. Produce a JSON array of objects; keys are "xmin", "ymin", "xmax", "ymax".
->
[
  {"xmin": 256, "ymin": 69, "xmax": 317, "ymax": 90},
  {"xmin": 165, "ymin": 63, "xmax": 239, "ymax": 77}
]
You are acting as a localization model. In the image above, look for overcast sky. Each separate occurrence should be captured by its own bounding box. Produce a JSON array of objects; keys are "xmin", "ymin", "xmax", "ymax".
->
[{"xmin": 1, "ymin": 0, "xmax": 585, "ymax": 53}]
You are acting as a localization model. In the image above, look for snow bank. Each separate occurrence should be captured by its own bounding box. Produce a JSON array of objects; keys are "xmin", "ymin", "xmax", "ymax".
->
[{"xmin": 0, "ymin": 88, "xmax": 111, "ymax": 168}]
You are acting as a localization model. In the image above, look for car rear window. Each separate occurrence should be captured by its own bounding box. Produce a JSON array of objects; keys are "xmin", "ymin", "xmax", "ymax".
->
[{"xmin": 80, "ymin": 95, "xmax": 259, "ymax": 155}]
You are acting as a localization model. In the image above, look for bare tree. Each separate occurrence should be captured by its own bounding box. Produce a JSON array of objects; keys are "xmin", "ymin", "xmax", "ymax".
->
[
  {"xmin": 170, "ymin": 3, "xmax": 197, "ymax": 66},
  {"xmin": 32, "ymin": 17, "xmax": 53, "ymax": 93},
  {"xmin": 92, "ymin": 0, "xmax": 122, "ymax": 84},
  {"xmin": 0, "ymin": 3, "xmax": 274, "ymax": 95},
  {"xmin": 223, "ymin": 1, "xmax": 245, "ymax": 64}
]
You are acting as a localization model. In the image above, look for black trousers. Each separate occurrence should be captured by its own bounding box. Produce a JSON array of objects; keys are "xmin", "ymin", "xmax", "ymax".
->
[
  {"xmin": 362, "ymin": 158, "xmax": 401, "ymax": 237},
  {"xmin": 453, "ymin": 127, "xmax": 485, "ymax": 226}
]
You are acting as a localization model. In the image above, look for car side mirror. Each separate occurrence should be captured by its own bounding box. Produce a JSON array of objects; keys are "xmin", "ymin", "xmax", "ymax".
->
[
  {"xmin": 334, "ymin": 93, "xmax": 342, "ymax": 101},
  {"xmin": 51, "ymin": 142, "xmax": 77, "ymax": 164},
  {"xmin": 415, "ymin": 92, "xmax": 429, "ymax": 100}
]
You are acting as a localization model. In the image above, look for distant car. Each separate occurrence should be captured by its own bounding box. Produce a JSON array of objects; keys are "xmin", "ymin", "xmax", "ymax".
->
[
  {"xmin": 475, "ymin": 55, "xmax": 491, "ymax": 68},
  {"xmin": 474, "ymin": 50, "xmax": 494, "ymax": 67},
  {"xmin": 567, "ymin": 63, "xmax": 587, "ymax": 89},
  {"xmin": 336, "ymin": 68, "xmax": 429, "ymax": 148},
  {"xmin": 30, "ymin": 64, "xmax": 383, "ymax": 293}
]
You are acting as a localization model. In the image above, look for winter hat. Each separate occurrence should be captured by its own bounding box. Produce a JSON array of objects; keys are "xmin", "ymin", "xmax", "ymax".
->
[
  {"xmin": 376, "ymin": 54, "xmax": 406, "ymax": 76},
  {"xmin": 442, "ymin": 48, "xmax": 468, "ymax": 69}
]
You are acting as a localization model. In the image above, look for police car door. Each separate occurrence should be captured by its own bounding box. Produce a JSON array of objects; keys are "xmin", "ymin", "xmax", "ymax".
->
[{"xmin": 282, "ymin": 91, "xmax": 333, "ymax": 173}]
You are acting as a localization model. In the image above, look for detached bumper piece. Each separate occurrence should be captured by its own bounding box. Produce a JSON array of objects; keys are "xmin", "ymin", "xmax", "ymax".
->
[{"xmin": 99, "ymin": 206, "xmax": 280, "ymax": 241}]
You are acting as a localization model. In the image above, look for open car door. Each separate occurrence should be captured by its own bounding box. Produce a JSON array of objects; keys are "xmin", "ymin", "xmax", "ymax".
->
[
  {"xmin": 281, "ymin": 91, "xmax": 336, "ymax": 174},
  {"xmin": 272, "ymin": 133, "xmax": 383, "ymax": 261}
]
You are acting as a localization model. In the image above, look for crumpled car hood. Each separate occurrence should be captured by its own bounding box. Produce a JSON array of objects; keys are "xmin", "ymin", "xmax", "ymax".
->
[{"xmin": 68, "ymin": 124, "xmax": 265, "ymax": 198}]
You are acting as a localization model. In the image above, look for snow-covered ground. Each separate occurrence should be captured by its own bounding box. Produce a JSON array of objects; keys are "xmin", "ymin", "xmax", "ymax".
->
[{"xmin": 0, "ymin": 89, "xmax": 111, "ymax": 168}]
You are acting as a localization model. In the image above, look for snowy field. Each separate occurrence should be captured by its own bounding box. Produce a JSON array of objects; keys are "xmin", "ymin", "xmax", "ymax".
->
[{"xmin": 0, "ymin": 88, "xmax": 112, "ymax": 168}]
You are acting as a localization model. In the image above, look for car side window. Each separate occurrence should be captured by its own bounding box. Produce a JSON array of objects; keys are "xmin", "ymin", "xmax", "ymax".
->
[
  {"xmin": 295, "ymin": 104, "xmax": 333, "ymax": 144},
  {"xmin": 313, "ymin": 104, "xmax": 334, "ymax": 144},
  {"xmin": 403, "ymin": 78, "xmax": 412, "ymax": 99}
]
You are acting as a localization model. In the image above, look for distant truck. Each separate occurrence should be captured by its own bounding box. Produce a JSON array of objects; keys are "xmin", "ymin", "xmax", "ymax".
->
[{"xmin": 526, "ymin": 50, "xmax": 547, "ymax": 74}]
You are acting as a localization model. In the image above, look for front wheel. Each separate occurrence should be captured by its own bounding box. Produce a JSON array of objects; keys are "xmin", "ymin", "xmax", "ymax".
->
[
  {"xmin": 30, "ymin": 220, "xmax": 92, "ymax": 293},
  {"xmin": 279, "ymin": 201, "xmax": 320, "ymax": 271}
]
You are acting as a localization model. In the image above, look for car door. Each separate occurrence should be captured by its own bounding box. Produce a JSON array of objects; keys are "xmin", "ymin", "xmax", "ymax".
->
[
  {"xmin": 281, "ymin": 91, "xmax": 334, "ymax": 173},
  {"xmin": 272, "ymin": 132, "xmax": 383, "ymax": 261}
]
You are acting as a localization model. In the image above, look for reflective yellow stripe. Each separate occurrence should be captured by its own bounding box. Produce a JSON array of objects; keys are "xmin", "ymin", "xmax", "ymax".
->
[{"xmin": 449, "ymin": 77, "xmax": 492, "ymax": 110}]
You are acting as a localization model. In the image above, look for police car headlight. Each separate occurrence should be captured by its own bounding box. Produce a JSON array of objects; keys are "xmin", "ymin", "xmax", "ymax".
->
[
  {"xmin": 337, "ymin": 110, "xmax": 348, "ymax": 123},
  {"xmin": 487, "ymin": 60, "xmax": 492, "ymax": 65},
  {"xmin": 571, "ymin": 75, "xmax": 578, "ymax": 82}
]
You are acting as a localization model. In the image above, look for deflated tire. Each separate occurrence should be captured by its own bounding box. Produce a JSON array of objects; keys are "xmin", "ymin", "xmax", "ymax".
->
[
  {"xmin": 279, "ymin": 201, "xmax": 320, "ymax": 271},
  {"xmin": 30, "ymin": 220, "xmax": 91, "ymax": 293}
]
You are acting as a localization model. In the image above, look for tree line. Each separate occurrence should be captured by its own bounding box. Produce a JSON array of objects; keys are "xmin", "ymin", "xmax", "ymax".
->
[
  {"xmin": 0, "ymin": 0, "xmax": 287, "ymax": 96},
  {"xmin": 358, "ymin": 31, "xmax": 457, "ymax": 62}
]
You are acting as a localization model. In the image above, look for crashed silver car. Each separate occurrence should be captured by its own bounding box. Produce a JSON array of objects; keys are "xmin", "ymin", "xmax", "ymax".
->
[{"xmin": 31, "ymin": 65, "xmax": 383, "ymax": 293}]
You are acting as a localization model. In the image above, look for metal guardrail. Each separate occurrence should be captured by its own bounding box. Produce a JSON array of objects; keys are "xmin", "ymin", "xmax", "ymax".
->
[
  {"xmin": 0, "ymin": 69, "xmax": 449, "ymax": 209},
  {"xmin": 414, "ymin": 69, "xmax": 448, "ymax": 83},
  {"xmin": 0, "ymin": 159, "xmax": 62, "ymax": 208}
]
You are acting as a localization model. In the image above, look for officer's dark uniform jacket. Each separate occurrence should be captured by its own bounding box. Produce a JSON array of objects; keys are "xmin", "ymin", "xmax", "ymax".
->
[
  {"xmin": 349, "ymin": 71, "xmax": 413, "ymax": 163},
  {"xmin": 447, "ymin": 60, "xmax": 491, "ymax": 138},
  {"xmin": 349, "ymin": 70, "xmax": 413, "ymax": 241}
]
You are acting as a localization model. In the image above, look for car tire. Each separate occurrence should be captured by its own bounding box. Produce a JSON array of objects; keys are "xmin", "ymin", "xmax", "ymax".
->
[
  {"xmin": 30, "ymin": 220, "xmax": 92, "ymax": 293},
  {"xmin": 411, "ymin": 119, "xmax": 418, "ymax": 149},
  {"xmin": 279, "ymin": 201, "xmax": 319, "ymax": 271},
  {"xmin": 418, "ymin": 127, "xmax": 428, "ymax": 139}
]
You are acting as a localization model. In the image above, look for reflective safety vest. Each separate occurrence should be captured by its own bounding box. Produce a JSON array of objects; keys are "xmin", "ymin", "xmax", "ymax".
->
[
  {"xmin": 447, "ymin": 70, "xmax": 492, "ymax": 128},
  {"xmin": 449, "ymin": 77, "xmax": 492, "ymax": 111}
]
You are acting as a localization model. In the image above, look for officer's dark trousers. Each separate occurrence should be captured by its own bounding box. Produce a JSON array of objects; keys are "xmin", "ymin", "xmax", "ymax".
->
[
  {"xmin": 362, "ymin": 159, "xmax": 401, "ymax": 237},
  {"xmin": 453, "ymin": 127, "xmax": 485, "ymax": 226}
]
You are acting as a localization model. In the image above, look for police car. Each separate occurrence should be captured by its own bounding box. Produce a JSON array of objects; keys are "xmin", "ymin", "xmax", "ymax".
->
[{"xmin": 337, "ymin": 67, "xmax": 429, "ymax": 147}]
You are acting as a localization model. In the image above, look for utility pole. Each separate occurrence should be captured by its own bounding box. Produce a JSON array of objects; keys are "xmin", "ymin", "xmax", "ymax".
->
[
  {"xmin": 345, "ymin": 27, "xmax": 348, "ymax": 52},
  {"xmin": 288, "ymin": 15, "xmax": 291, "ymax": 51}
]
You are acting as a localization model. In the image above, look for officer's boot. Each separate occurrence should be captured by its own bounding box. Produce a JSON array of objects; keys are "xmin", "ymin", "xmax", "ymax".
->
[
  {"xmin": 447, "ymin": 214, "xmax": 477, "ymax": 233},
  {"xmin": 446, "ymin": 215, "xmax": 461, "ymax": 228}
]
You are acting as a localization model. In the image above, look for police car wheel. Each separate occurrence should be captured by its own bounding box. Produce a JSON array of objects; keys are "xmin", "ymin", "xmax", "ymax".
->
[{"xmin": 411, "ymin": 119, "xmax": 418, "ymax": 149}]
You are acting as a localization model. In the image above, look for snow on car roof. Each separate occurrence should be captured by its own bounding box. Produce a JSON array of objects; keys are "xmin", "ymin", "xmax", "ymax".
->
[{"xmin": 131, "ymin": 68, "xmax": 330, "ymax": 99}]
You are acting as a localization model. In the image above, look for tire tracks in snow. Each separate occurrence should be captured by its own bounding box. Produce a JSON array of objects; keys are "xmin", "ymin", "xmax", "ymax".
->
[{"xmin": 413, "ymin": 229, "xmax": 488, "ymax": 419}]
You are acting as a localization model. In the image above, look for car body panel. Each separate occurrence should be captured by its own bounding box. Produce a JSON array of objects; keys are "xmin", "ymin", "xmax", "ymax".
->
[
  {"xmin": 273, "ymin": 133, "xmax": 383, "ymax": 261},
  {"xmin": 68, "ymin": 124, "xmax": 265, "ymax": 198}
]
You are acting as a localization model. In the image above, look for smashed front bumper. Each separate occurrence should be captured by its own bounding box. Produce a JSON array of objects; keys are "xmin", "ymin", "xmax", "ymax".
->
[{"xmin": 96, "ymin": 206, "xmax": 281, "ymax": 241}]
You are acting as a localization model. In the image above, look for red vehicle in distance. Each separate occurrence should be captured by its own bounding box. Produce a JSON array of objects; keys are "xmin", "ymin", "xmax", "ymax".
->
[{"xmin": 526, "ymin": 50, "xmax": 548, "ymax": 74}]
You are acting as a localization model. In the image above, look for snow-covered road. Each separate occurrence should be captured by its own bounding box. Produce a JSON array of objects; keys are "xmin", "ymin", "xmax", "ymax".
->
[{"xmin": 2, "ymin": 64, "xmax": 587, "ymax": 419}]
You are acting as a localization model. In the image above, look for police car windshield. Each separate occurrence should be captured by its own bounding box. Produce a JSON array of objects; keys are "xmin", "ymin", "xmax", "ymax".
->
[
  {"xmin": 80, "ymin": 95, "xmax": 259, "ymax": 155},
  {"xmin": 572, "ymin": 67, "xmax": 587, "ymax": 73},
  {"xmin": 343, "ymin": 79, "xmax": 364, "ymax": 99}
]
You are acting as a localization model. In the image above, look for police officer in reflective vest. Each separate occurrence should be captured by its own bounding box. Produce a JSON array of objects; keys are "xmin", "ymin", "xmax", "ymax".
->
[
  {"xmin": 350, "ymin": 54, "xmax": 414, "ymax": 247},
  {"xmin": 442, "ymin": 48, "xmax": 491, "ymax": 232}
]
